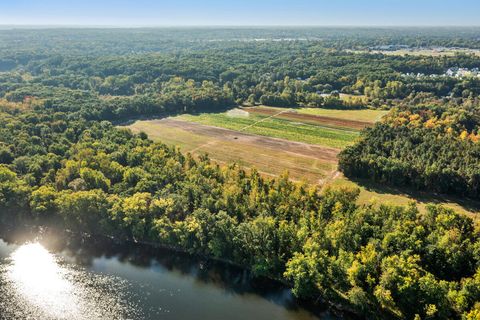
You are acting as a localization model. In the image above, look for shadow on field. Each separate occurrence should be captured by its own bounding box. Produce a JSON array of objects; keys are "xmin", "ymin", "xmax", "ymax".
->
[
  {"xmin": 114, "ymin": 105, "xmax": 236, "ymax": 126},
  {"xmin": 349, "ymin": 177, "xmax": 480, "ymax": 214}
]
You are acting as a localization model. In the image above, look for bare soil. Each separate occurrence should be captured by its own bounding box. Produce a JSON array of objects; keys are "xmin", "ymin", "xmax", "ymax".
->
[
  {"xmin": 155, "ymin": 118, "xmax": 340, "ymax": 163},
  {"xmin": 242, "ymin": 107, "xmax": 373, "ymax": 130}
]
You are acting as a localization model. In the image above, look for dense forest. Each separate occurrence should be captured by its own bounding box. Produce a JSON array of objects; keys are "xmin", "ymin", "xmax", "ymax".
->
[
  {"xmin": 2, "ymin": 28, "xmax": 480, "ymax": 114},
  {"xmin": 0, "ymin": 28, "xmax": 479, "ymax": 319},
  {"xmin": 339, "ymin": 95, "xmax": 480, "ymax": 199}
]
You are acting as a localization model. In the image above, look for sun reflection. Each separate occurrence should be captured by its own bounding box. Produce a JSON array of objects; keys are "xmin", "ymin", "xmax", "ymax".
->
[
  {"xmin": 0, "ymin": 240, "xmax": 139, "ymax": 319},
  {"xmin": 7, "ymin": 242, "xmax": 83, "ymax": 319}
]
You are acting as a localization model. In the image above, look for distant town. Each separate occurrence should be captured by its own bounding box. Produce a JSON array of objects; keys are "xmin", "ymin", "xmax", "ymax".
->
[{"xmin": 403, "ymin": 67, "xmax": 480, "ymax": 79}]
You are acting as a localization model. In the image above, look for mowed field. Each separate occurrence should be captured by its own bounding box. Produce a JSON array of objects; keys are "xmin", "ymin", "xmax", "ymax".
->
[
  {"xmin": 123, "ymin": 106, "xmax": 479, "ymax": 218},
  {"xmin": 293, "ymin": 107, "xmax": 388, "ymax": 122},
  {"xmin": 243, "ymin": 106, "xmax": 385, "ymax": 130},
  {"xmin": 127, "ymin": 118, "xmax": 339, "ymax": 183},
  {"xmin": 328, "ymin": 175, "xmax": 480, "ymax": 221},
  {"xmin": 176, "ymin": 109, "xmax": 362, "ymax": 149},
  {"xmin": 125, "ymin": 106, "xmax": 370, "ymax": 183}
]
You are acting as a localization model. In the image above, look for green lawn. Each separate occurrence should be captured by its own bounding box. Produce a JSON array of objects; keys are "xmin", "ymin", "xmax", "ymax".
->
[{"xmin": 175, "ymin": 113, "xmax": 359, "ymax": 149}]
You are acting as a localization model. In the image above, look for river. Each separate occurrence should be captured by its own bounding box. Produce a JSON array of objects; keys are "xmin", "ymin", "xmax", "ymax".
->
[{"xmin": 0, "ymin": 226, "xmax": 343, "ymax": 320}]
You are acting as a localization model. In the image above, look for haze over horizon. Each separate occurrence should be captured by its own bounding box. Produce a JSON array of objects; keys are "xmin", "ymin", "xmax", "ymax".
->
[{"xmin": 1, "ymin": 0, "xmax": 479, "ymax": 27}]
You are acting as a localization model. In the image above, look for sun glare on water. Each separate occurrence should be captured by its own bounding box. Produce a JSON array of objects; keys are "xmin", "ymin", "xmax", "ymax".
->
[
  {"xmin": 6, "ymin": 242, "xmax": 84, "ymax": 318},
  {"xmin": 0, "ymin": 241, "xmax": 138, "ymax": 319}
]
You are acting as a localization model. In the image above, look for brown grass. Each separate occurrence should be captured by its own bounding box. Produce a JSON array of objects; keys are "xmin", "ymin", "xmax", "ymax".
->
[
  {"xmin": 123, "ymin": 115, "xmax": 479, "ymax": 220},
  {"xmin": 243, "ymin": 106, "xmax": 373, "ymax": 130},
  {"xmin": 127, "ymin": 118, "xmax": 338, "ymax": 184}
]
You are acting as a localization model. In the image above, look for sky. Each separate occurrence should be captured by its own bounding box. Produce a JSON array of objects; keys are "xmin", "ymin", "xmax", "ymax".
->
[{"xmin": 0, "ymin": 0, "xmax": 479, "ymax": 27}]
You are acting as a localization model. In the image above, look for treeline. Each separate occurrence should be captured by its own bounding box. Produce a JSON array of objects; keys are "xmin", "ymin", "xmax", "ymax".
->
[
  {"xmin": 339, "ymin": 97, "xmax": 480, "ymax": 198},
  {"xmin": 1, "ymin": 77, "xmax": 235, "ymax": 121},
  {"xmin": 1, "ymin": 28, "xmax": 480, "ymax": 56},
  {"xmin": 1, "ymin": 30, "xmax": 480, "ymax": 115}
]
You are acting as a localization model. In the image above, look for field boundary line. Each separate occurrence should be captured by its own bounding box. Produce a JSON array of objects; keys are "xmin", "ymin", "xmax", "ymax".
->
[{"xmin": 238, "ymin": 108, "xmax": 293, "ymax": 132}]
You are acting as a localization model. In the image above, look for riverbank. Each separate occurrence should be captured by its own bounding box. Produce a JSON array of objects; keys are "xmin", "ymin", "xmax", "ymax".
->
[{"xmin": 0, "ymin": 219, "xmax": 356, "ymax": 320}]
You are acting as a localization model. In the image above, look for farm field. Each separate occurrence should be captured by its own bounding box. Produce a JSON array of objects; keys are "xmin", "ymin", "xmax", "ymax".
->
[
  {"xmin": 126, "ymin": 118, "xmax": 339, "ymax": 184},
  {"xmin": 175, "ymin": 111, "xmax": 359, "ymax": 149},
  {"xmin": 293, "ymin": 107, "xmax": 388, "ymax": 123},
  {"xmin": 124, "ymin": 107, "xmax": 479, "ymax": 218},
  {"xmin": 243, "ymin": 106, "xmax": 379, "ymax": 130}
]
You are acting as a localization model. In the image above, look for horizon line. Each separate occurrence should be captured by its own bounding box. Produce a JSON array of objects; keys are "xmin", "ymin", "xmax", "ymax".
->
[{"xmin": 2, "ymin": 24, "xmax": 480, "ymax": 29}]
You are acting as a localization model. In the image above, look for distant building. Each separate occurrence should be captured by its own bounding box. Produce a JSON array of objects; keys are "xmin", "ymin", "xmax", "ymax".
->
[{"xmin": 370, "ymin": 44, "xmax": 410, "ymax": 51}]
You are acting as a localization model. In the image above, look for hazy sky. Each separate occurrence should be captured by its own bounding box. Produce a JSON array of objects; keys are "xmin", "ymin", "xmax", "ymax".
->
[{"xmin": 0, "ymin": 0, "xmax": 479, "ymax": 26}]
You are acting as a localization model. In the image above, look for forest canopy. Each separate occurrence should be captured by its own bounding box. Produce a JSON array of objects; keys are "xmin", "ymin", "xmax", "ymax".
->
[
  {"xmin": 0, "ymin": 28, "xmax": 479, "ymax": 320},
  {"xmin": 339, "ymin": 97, "xmax": 480, "ymax": 199}
]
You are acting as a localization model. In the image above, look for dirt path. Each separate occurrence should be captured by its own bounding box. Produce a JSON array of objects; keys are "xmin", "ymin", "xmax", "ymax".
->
[
  {"xmin": 150, "ymin": 118, "xmax": 340, "ymax": 163},
  {"xmin": 319, "ymin": 170, "xmax": 342, "ymax": 187},
  {"xmin": 242, "ymin": 107, "xmax": 373, "ymax": 130},
  {"xmin": 238, "ymin": 108, "xmax": 293, "ymax": 132}
]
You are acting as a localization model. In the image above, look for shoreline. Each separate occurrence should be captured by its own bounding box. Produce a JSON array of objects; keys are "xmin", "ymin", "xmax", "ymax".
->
[{"xmin": 0, "ymin": 217, "xmax": 359, "ymax": 320}]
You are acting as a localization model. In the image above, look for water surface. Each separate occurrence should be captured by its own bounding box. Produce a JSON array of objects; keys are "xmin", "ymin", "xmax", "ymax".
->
[{"xmin": 0, "ymin": 227, "xmax": 341, "ymax": 320}]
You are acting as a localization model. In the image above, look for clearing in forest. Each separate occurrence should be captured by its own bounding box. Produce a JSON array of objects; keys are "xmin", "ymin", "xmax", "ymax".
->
[
  {"xmin": 328, "ymin": 175, "xmax": 480, "ymax": 221},
  {"xmin": 126, "ymin": 118, "xmax": 339, "ymax": 184},
  {"xmin": 252, "ymin": 105, "xmax": 387, "ymax": 123},
  {"xmin": 292, "ymin": 107, "xmax": 388, "ymax": 123},
  {"xmin": 123, "ymin": 107, "xmax": 479, "ymax": 218},
  {"xmin": 175, "ymin": 112, "xmax": 359, "ymax": 149}
]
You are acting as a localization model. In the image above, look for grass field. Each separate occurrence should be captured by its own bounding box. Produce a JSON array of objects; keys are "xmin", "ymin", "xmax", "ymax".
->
[
  {"xmin": 327, "ymin": 176, "xmax": 480, "ymax": 221},
  {"xmin": 175, "ymin": 112, "xmax": 359, "ymax": 149},
  {"xmin": 255, "ymin": 105, "xmax": 387, "ymax": 123},
  {"xmin": 127, "ymin": 118, "xmax": 338, "ymax": 184},
  {"xmin": 243, "ymin": 107, "xmax": 374, "ymax": 131},
  {"xmin": 123, "ymin": 106, "xmax": 479, "ymax": 219},
  {"xmin": 295, "ymin": 107, "xmax": 388, "ymax": 123}
]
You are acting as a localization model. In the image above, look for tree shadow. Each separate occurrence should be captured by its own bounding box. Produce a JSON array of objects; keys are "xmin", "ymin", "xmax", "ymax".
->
[
  {"xmin": 349, "ymin": 177, "xmax": 480, "ymax": 214},
  {"xmin": 113, "ymin": 105, "xmax": 236, "ymax": 126}
]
